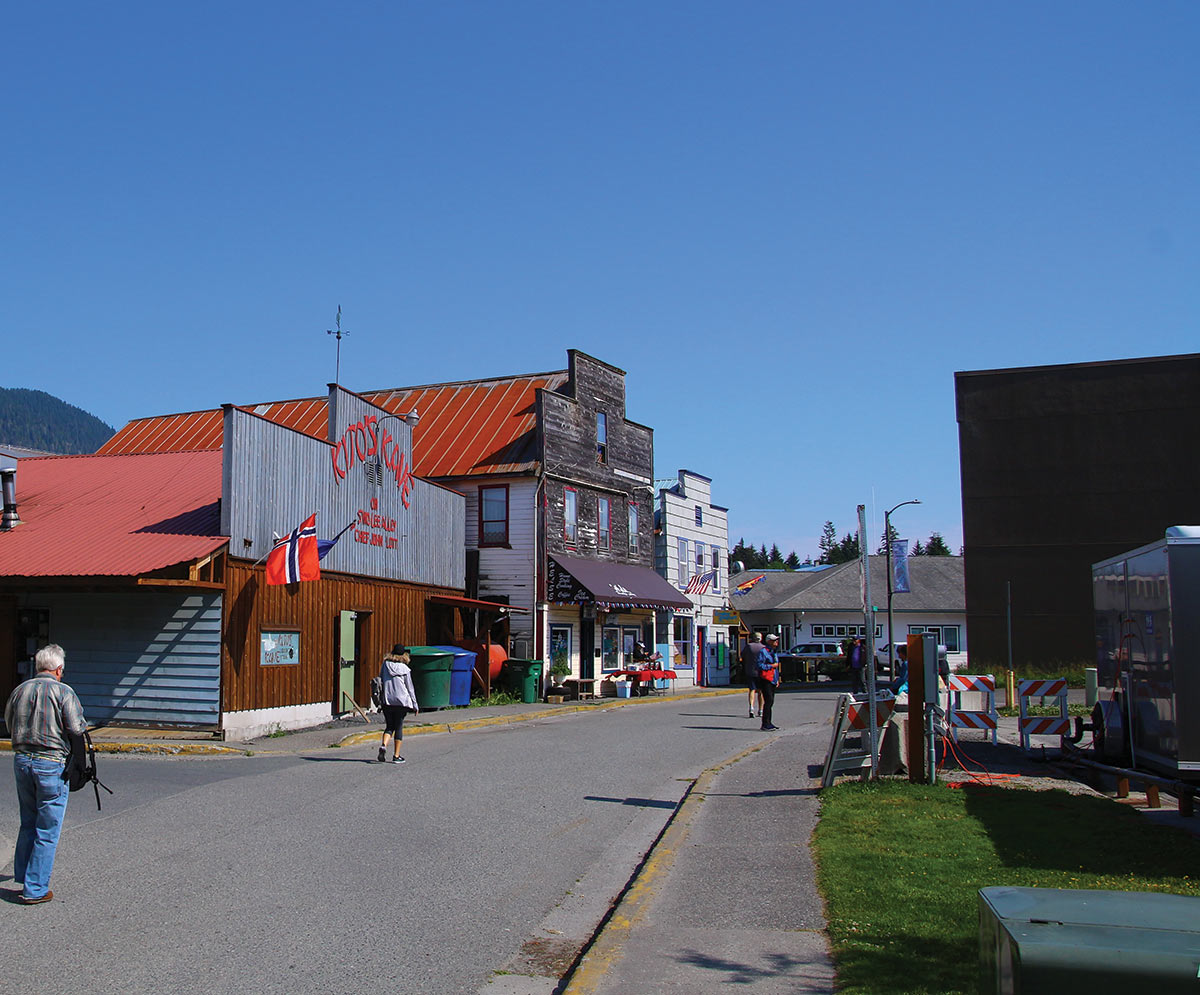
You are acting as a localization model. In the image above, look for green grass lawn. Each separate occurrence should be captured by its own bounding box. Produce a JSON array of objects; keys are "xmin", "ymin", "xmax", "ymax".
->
[{"xmin": 812, "ymin": 781, "xmax": 1200, "ymax": 994}]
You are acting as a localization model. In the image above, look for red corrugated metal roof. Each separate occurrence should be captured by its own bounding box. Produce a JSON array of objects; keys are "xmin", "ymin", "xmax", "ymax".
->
[
  {"xmin": 98, "ymin": 370, "xmax": 569, "ymax": 478},
  {"xmin": 0, "ymin": 450, "xmax": 227, "ymax": 578}
]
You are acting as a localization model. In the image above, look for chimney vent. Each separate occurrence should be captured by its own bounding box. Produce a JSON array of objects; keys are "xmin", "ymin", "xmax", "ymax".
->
[{"xmin": 1, "ymin": 467, "xmax": 19, "ymax": 531}]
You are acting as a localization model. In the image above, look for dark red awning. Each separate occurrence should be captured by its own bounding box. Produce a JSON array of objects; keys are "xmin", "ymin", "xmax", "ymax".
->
[{"xmin": 548, "ymin": 554, "xmax": 692, "ymax": 611}]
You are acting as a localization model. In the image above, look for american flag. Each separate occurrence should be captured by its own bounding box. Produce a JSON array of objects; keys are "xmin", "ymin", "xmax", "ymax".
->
[
  {"xmin": 266, "ymin": 513, "xmax": 321, "ymax": 585},
  {"xmin": 685, "ymin": 569, "xmax": 715, "ymax": 595}
]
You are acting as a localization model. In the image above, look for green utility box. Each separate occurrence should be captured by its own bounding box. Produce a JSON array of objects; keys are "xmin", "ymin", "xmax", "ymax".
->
[
  {"xmin": 504, "ymin": 659, "xmax": 544, "ymax": 704},
  {"xmin": 979, "ymin": 886, "xmax": 1200, "ymax": 994},
  {"xmin": 405, "ymin": 647, "xmax": 454, "ymax": 710}
]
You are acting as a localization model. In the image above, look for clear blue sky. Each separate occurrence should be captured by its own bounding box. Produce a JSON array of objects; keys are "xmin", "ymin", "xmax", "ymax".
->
[{"xmin": 5, "ymin": 2, "xmax": 1197, "ymax": 561}]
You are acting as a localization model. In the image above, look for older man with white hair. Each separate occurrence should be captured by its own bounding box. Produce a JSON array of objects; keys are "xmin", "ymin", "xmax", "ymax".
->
[{"xmin": 4, "ymin": 643, "xmax": 87, "ymax": 904}]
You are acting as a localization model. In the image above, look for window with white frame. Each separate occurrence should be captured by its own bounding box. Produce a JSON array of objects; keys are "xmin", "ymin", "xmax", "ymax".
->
[
  {"xmin": 695, "ymin": 543, "xmax": 704, "ymax": 573},
  {"xmin": 711, "ymin": 546, "xmax": 721, "ymax": 591},
  {"xmin": 678, "ymin": 538, "xmax": 689, "ymax": 584},
  {"xmin": 597, "ymin": 496, "xmax": 611, "ymax": 550},
  {"xmin": 628, "ymin": 501, "xmax": 638, "ymax": 551}
]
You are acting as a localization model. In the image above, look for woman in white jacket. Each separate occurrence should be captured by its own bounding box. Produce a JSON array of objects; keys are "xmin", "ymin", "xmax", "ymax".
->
[{"xmin": 377, "ymin": 644, "xmax": 419, "ymax": 764}]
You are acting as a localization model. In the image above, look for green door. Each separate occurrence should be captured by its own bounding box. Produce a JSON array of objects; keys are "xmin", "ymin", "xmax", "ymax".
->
[{"xmin": 337, "ymin": 610, "xmax": 357, "ymax": 712}]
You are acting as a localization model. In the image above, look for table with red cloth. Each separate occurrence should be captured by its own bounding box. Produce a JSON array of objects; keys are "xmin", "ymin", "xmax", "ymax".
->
[{"xmin": 610, "ymin": 669, "xmax": 678, "ymax": 695}]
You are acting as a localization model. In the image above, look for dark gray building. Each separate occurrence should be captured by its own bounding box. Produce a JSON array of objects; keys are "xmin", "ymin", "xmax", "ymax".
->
[{"xmin": 955, "ymin": 353, "xmax": 1200, "ymax": 669}]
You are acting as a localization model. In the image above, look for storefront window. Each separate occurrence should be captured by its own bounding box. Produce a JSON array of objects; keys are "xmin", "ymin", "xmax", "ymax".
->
[
  {"xmin": 673, "ymin": 616, "xmax": 692, "ymax": 668},
  {"xmin": 550, "ymin": 625, "xmax": 572, "ymax": 676},
  {"xmin": 602, "ymin": 626, "xmax": 621, "ymax": 671}
]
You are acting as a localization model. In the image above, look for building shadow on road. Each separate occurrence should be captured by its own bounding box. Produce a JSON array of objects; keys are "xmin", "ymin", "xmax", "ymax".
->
[{"xmin": 583, "ymin": 795, "xmax": 678, "ymax": 810}]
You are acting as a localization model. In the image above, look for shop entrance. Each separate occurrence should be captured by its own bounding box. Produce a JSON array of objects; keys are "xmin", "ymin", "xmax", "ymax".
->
[
  {"xmin": 580, "ymin": 618, "xmax": 595, "ymax": 680},
  {"xmin": 335, "ymin": 610, "xmax": 362, "ymax": 713}
]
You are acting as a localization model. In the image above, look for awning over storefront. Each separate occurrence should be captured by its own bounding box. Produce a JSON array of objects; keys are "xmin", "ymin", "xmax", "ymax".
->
[
  {"xmin": 428, "ymin": 593, "xmax": 529, "ymax": 614},
  {"xmin": 548, "ymin": 553, "xmax": 692, "ymax": 611}
]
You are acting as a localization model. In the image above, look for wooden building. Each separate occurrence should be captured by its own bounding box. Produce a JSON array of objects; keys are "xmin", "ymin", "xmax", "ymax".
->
[
  {"xmin": 0, "ymin": 386, "xmax": 465, "ymax": 738},
  {"xmin": 654, "ymin": 470, "xmax": 732, "ymax": 686},
  {"xmin": 99, "ymin": 350, "xmax": 689, "ymax": 693}
]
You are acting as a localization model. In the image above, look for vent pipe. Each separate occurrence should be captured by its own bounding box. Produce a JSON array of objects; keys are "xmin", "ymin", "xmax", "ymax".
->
[{"xmin": 1, "ymin": 467, "xmax": 19, "ymax": 531}]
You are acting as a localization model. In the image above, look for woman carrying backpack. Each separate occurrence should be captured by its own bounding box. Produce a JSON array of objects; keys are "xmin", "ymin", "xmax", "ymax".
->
[{"xmin": 377, "ymin": 644, "xmax": 419, "ymax": 764}]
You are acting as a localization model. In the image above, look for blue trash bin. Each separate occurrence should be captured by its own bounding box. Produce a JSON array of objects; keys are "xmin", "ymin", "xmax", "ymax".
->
[{"xmin": 434, "ymin": 646, "xmax": 477, "ymax": 707}]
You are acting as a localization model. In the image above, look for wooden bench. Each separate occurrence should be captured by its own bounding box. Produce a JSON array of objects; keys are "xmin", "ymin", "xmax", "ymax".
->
[{"xmin": 565, "ymin": 678, "xmax": 597, "ymax": 700}]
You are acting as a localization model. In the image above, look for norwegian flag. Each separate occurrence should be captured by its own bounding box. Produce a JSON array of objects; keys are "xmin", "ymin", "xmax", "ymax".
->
[
  {"xmin": 685, "ymin": 569, "xmax": 715, "ymax": 595},
  {"xmin": 266, "ymin": 513, "xmax": 321, "ymax": 585}
]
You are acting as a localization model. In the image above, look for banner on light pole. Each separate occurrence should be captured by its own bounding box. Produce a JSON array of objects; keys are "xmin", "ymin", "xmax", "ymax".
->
[{"xmin": 893, "ymin": 538, "xmax": 911, "ymax": 594}]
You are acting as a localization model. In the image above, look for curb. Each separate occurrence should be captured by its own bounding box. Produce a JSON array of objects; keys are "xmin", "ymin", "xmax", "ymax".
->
[
  {"xmin": 335, "ymin": 687, "xmax": 743, "ymax": 748},
  {"xmin": 0, "ymin": 687, "xmax": 745, "ymax": 757},
  {"xmin": 561, "ymin": 738, "xmax": 770, "ymax": 994}
]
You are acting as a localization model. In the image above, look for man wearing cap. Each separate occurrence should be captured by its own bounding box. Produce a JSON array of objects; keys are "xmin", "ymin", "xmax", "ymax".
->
[
  {"xmin": 740, "ymin": 632, "xmax": 765, "ymax": 719},
  {"xmin": 5, "ymin": 643, "xmax": 87, "ymax": 905},
  {"xmin": 756, "ymin": 634, "xmax": 782, "ymax": 731}
]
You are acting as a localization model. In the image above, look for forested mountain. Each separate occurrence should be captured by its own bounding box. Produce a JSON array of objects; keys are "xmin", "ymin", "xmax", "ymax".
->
[{"xmin": 0, "ymin": 387, "xmax": 115, "ymax": 454}]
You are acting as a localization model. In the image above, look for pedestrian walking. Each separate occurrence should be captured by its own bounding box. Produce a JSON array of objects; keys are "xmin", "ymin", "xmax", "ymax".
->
[
  {"xmin": 5, "ymin": 644, "xmax": 87, "ymax": 904},
  {"xmin": 740, "ymin": 632, "xmax": 765, "ymax": 718},
  {"xmin": 757, "ymin": 634, "xmax": 781, "ymax": 731},
  {"xmin": 377, "ymin": 644, "xmax": 419, "ymax": 764}
]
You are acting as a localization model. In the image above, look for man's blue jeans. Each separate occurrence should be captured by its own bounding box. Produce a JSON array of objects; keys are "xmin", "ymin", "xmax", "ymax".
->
[{"xmin": 13, "ymin": 754, "xmax": 69, "ymax": 900}]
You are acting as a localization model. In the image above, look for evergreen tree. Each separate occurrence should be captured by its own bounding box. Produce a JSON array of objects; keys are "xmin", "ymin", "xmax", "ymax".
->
[
  {"xmin": 785, "ymin": 551, "xmax": 801, "ymax": 570},
  {"xmin": 925, "ymin": 532, "xmax": 952, "ymax": 556},
  {"xmin": 910, "ymin": 538, "xmax": 926, "ymax": 556},
  {"xmin": 876, "ymin": 521, "xmax": 900, "ymax": 555},
  {"xmin": 758, "ymin": 543, "xmax": 768, "ymax": 565},
  {"xmin": 837, "ymin": 532, "xmax": 860, "ymax": 562},
  {"xmin": 768, "ymin": 543, "xmax": 783, "ymax": 566},
  {"xmin": 817, "ymin": 521, "xmax": 838, "ymax": 564}
]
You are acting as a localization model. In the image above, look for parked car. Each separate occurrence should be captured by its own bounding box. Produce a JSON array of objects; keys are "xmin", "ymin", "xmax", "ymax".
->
[
  {"xmin": 875, "ymin": 642, "xmax": 907, "ymax": 679},
  {"xmin": 779, "ymin": 642, "xmax": 847, "ymax": 681}
]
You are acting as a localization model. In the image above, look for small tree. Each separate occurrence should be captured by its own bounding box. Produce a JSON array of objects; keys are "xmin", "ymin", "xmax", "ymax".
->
[
  {"xmin": 925, "ymin": 532, "xmax": 952, "ymax": 556},
  {"xmin": 910, "ymin": 538, "xmax": 926, "ymax": 556},
  {"xmin": 876, "ymin": 521, "xmax": 900, "ymax": 555},
  {"xmin": 818, "ymin": 521, "xmax": 838, "ymax": 564},
  {"xmin": 785, "ymin": 551, "xmax": 801, "ymax": 570}
]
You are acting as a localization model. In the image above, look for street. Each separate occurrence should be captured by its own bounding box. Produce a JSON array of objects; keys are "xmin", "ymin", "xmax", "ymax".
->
[{"xmin": 2, "ymin": 689, "xmax": 837, "ymax": 995}]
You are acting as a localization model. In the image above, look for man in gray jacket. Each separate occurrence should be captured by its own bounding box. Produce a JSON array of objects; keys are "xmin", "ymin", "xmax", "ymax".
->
[{"xmin": 5, "ymin": 644, "xmax": 87, "ymax": 904}]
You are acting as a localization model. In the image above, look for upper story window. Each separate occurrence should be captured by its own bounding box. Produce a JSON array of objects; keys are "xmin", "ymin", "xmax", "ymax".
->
[
  {"xmin": 711, "ymin": 545, "xmax": 721, "ymax": 592},
  {"xmin": 596, "ymin": 412, "xmax": 608, "ymax": 464},
  {"xmin": 598, "ymin": 496, "xmax": 611, "ymax": 550},
  {"xmin": 695, "ymin": 543, "xmax": 705, "ymax": 572},
  {"xmin": 479, "ymin": 485, "xmax": 509, "ymax": 546},
  {"xmin": 628, "ymin": 501, "xmax": 638, "ymax": 551},
  {"xmin": 678, "ymin": 538, "xmax": 689, "ymax": 583},
  {"xmin": 695, "ymin": 505, "xmax": 703, "ymax": 527},
  {"xmin": 564, "ymin": 487, "xmax": 577, "ymax": 546}
]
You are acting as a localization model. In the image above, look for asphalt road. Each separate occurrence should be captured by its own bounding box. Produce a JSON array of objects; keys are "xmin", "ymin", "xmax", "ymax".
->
[{"xmin": 1, "ymin": 688, "xmax": 837, "ymax": 995}]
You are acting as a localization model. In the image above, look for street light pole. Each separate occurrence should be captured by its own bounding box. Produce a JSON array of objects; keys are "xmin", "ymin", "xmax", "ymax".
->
[{"xmin": 885, "ymin": 499, "xmax": 921, "ymax": 679}]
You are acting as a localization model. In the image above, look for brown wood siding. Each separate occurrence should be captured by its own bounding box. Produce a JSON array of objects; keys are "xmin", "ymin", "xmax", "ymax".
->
[{"xmin": 222, "ymin": 559, "xmax": 461, "ymax": 713}]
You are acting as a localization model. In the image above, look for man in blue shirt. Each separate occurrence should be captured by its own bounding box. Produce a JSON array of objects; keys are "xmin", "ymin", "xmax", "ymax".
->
[{"xmin": 756, "ymin": 634, "xmax": 781, "ymax": 731}]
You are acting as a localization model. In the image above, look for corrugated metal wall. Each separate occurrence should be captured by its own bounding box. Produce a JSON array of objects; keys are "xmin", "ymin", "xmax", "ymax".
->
[
  {"xmin": 222, "ymin": 388, "xmax": 464, "ymax": 591},
  {"xmin": 37, "ymin": 590, "xmax": 222, "ymax": 727}
]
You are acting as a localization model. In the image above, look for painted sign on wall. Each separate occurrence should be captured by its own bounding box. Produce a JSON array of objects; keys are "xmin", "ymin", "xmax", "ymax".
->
[
  {"xmin": 260, "ymin": 630, "xmax": 300, "ymax": 666},
  {"xmin": 330, "ymin": 413, "xmax": 414, "ymax": 507}
]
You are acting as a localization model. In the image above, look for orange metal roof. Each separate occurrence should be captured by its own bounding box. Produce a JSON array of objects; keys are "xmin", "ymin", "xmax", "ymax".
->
[
  {"xmin": 98, "ymin": 370, "xmax": 569, "ymax": 478},
  {"xmin": 0, "ymin": 450, "xmax": 227, "ymax": 578}
]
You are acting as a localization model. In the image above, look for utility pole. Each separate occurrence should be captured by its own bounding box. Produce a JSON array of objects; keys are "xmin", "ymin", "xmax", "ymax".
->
[{"xmin": 327, "ymin": 306, "xmax": 349, "ymax": 384}]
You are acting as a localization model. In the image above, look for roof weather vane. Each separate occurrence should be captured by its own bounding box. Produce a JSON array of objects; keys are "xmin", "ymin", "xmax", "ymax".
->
[{"xmin": 327, "ymin": 306, "xmax": 350, "ymax": 384}]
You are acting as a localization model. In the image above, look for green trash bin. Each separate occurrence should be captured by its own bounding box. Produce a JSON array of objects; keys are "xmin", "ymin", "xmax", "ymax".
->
[
  {"xmin": 505, "ymin": 659, "xmax": 544, "ymax": 703},
  {"xmin": 406, "ymin": 646, "xmax": 454, "ymax": 710}
]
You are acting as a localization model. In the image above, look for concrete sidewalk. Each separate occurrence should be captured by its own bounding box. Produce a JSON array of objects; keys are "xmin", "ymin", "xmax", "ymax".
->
[{"xmin": 563, "ymin": 730, "xmax": 835, "ymax": 994}]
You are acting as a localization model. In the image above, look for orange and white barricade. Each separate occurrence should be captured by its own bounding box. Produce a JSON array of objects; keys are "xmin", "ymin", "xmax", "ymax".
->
[
  {"xmin": 1018, "ymin": 678, "xmax": 1069, "ymax": 752},
  {"xmin": 821, "ymin": 692, "xmax": 897, "ymax": 788},
  {"xmin": 946, "ymin": 674, "xmax": 998, "ymax": 745}
]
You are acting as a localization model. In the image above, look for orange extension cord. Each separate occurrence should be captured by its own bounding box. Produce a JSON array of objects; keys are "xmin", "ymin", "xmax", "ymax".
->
[{"xmin": 938, "ymin": 732, "xmax": 1023, "ymax": 787}]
